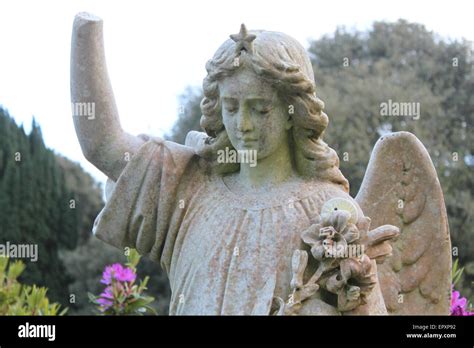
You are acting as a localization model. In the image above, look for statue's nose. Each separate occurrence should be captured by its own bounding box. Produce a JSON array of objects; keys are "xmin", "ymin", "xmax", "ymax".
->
[{"xmin": 236, "ymin": 108, "xmax": 254, "ymax": 132}]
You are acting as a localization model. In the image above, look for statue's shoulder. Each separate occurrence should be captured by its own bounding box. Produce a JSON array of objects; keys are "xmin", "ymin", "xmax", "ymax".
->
[{"xmin": 303, "ymin": 178, "xmax": 350, "ymax": 198}]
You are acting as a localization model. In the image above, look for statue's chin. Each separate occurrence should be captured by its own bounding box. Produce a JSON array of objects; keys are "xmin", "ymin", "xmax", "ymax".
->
[{"xmin": 298, "ymin": 297, "xmax": 341, "ymax": 315}]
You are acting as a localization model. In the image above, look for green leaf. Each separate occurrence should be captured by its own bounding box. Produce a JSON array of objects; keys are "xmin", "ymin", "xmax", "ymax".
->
[
  {"xmin": 125, "ymin": 249, "xmax": 141, "ymax": 270},
  {"xmin": 0, "ymin": 257, "xmax": 9, "ymax": 274},
  {"xmin": 451, "ymin": 258, "xmax": 464, "ymax": 285},
  {"xmin": 6, "ymin": 261, "xmax": 26, "ymax": 280},
  {"xmin": 87, "ymin": 292, "xmax": 98, "ymax": 303},
  {"xmin": 125, "ymin": 296, "xmax": 155, "ymax": 314}
]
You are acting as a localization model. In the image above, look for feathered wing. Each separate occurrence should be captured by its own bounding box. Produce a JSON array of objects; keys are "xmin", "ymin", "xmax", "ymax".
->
[{"xmin": 355, "ymin": 131, "xmax": 452, "ymax": 315}]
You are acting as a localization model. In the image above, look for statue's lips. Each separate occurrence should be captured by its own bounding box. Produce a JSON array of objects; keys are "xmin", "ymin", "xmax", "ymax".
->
[{"xmin": 239, "ymin": 137, "xmax": 258, "ymax": 142}]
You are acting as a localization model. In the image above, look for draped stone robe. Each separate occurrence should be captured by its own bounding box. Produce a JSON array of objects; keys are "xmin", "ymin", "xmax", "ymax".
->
[{"xmin": 93, "ymin": 137, "xmax": 362, "ymax": 315}]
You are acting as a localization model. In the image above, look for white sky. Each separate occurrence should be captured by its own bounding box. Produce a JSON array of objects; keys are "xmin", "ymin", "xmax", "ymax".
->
[{"xmin": 0, "ymin": 0, "xmax": 472, "ymax": 183}]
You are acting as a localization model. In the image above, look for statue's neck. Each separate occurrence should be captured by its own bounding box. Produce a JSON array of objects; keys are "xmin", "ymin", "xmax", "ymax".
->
[{"xmin": 238, "ymin": 140, "xmax": 293, "ymax": 190}]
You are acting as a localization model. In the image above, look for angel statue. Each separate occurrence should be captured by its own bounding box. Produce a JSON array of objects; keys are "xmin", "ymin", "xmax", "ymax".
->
[{"xmin": 70, "ymin": 12, "xmax": 452, "ymax": 315}]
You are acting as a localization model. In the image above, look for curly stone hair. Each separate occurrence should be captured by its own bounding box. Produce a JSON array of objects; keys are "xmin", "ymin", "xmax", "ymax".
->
[{"xmin": 196, "ymin": 29, "xmax": 349, "ymax": 192}]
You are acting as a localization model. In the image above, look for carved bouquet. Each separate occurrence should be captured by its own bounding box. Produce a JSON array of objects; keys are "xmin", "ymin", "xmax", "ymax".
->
[{"xmin": 273, "ymin": 198, "xmax": 400, "ymax": 315}]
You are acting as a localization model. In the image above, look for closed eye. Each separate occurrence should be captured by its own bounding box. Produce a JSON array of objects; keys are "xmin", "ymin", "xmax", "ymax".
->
[
  {"xmin": 222, "ymin": 97, "xmax": 239, "ymax": 114},
  {"xmin": 251, "ymin": 99, "xmax": 273, "ymax": 115},
  {"xmin": 225, "ymin": 106, "xmax": 238, "ymax": 114},
  {"xmin": 258, "ymin": 107, "xmax": 272, "ymax": 115}
]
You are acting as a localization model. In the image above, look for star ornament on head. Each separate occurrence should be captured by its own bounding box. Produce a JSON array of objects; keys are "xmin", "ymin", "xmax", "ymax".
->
[{"xmin": 230, "ymin": 24, "xmax": 256, "ymax": 54}]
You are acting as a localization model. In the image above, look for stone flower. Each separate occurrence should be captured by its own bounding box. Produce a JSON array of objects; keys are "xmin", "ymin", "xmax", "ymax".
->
[{"xmin": 301, "ymin": 210, "xmax": 361, "ymax": 261}]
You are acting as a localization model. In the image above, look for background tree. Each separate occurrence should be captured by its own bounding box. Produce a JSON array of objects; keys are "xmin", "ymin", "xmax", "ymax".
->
[
  {"xmin": 0, "ymin": 108, "xmax": 171, "ymax": 314},
  {"xmin": 166, "ymin": 86, "xmax": 204, "ymax": 144},
  {"xmin": 0, "ymin": 109, "xmax": 76, "ymax": 304},
  {"xmin": 0, "ymin": 108, "xmax": 108, "ymax": 306}
]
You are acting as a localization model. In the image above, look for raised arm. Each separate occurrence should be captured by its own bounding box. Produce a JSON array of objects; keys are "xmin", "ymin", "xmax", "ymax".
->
[{"xmin": 70, "ymin": 12, "xmax": 144, "ymax": 181}]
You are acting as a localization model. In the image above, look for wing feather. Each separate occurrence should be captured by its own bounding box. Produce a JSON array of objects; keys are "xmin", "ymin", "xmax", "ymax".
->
[{"xmin": 356, "ymin": 132, "xmax": 451, "ymax": 315}]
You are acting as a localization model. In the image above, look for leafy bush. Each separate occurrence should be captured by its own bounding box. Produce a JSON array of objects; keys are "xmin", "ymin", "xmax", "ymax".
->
[{"xmin": 0, "ymin": 257, "xmax": 67, "ymax": 315}]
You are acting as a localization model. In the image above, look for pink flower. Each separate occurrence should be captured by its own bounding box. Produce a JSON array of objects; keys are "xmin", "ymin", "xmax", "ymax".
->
[
  {"xmin": 101, "ymin": 286, "xmax": 114, "ymax": 299},
  {"xmin": 101, "ymin": 263, "xmax": 136, "ymax": 285},
  {"xmin": 96, "ymin": 286, "xmax": 114, "ymax": 311},
  {"xmin": 97, "ymin": 297, "xmax": 113, "ymax": 309},
  {"xmin": 451, "ymin": 286, "xmax": 473, "ymax": 316}
]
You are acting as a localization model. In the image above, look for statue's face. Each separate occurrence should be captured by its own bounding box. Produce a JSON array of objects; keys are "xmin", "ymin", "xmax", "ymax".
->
[{"xmin": 219, "ymin": 66, "xmax": 292, "ymax": 160}]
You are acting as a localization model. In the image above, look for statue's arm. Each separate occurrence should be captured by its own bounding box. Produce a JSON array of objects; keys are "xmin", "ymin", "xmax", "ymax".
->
[{"xmin": 70, "ymin": 12, "xmax": 144, "ymax": 181}]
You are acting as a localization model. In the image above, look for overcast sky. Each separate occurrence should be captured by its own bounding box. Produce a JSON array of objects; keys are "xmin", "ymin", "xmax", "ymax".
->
[{"xmin": 0, "ymin": 0, "xmax": 472, "ymax": 183}]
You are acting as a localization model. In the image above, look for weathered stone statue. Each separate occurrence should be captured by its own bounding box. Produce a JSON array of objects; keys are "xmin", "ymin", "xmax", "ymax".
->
[{"xmin": 70, "ymin": 13, "xmax": 452, "ymax": 315}]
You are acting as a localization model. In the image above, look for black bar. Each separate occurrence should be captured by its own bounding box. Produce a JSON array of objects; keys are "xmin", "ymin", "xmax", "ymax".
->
[{"xmin": 0, "ymin": 316, "xmax": 472, "ymax": 346}]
